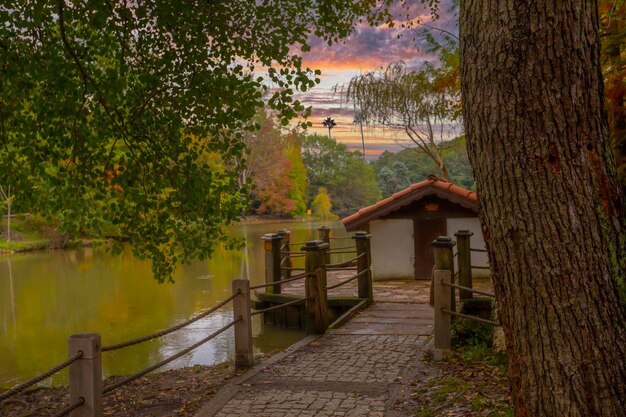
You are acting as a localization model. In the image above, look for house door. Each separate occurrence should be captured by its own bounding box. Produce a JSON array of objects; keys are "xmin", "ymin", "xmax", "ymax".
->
[{"xmin": 414, "ymin": 218, "xmax": 447, "ymax": 279}]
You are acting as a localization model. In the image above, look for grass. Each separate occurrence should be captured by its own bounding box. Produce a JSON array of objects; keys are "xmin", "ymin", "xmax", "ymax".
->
[
  {"xmin": 0, "ymin": 215, "xmax": 112, "ymax": 253},
  {"xmin": 0, "ymin": 239, "xmax": 50, "ymax": 252}
]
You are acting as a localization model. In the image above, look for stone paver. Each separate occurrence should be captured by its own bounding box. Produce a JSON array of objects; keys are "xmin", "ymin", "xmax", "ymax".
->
[
  {"xmin": 196, "ymin": 281, "xmax": 433, "ymax": 417},
  {"xmin": 216, "ymin": 388, "xmax": 386, "ymax": 417}
]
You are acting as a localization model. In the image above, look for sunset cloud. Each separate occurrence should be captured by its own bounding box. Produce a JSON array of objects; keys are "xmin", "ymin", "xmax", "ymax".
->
[{"xmin": 291, "ymin": 0, "xmax": 459, "ymax": 156}]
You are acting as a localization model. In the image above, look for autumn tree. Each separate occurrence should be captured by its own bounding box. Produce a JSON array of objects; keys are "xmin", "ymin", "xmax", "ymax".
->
[
  {"xmin": 460, "ymin": 1, "xmax": 626, "ymax": 416},
  {"xmin": 238, "ymin": 110, "xmax": 298, "ymax": 216},
  {"xmin": 284, "ymin": 133, "xmax": 308, "ymax": 216},
  {"xmin": 311, "ymin": 187, "xmax": 337, "ymax": 221},
  {"xmin": 301, "ymin": 134, "xmax": 381, "ymax": 213},
  {"xmin": 338, "ymin": 61, "xmax": 459, "ymax": 179},
  {"xmin": 0, "ymin": 1, "xmax": 396, "ymax": 279}
]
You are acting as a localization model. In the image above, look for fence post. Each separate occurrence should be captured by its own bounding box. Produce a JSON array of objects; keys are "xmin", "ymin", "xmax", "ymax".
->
[
  {"xmin": 302, "ymin": 240, "xmax": 329, "ymax": 334},
  {"xmin": 430, "ymin": 236, "xmax": 456, "ymax": 313},
  {"xmin": 69, "ymin": 333, "xmax": 102, "ymax": 417},
  {"xmin": 455, "ymin": 230, "xmax": 474, "ymax": 300},
  {"xmin": 433, "ymin": 270, "xmax": 452, "ymax": 361},
  {"xmin": 262, "ymin": 233, "xmax": 282, "ymax": 294},
  {"xmin": 317, "ymin": 226, "xmax": 331, "ymax": 263},
  {"xmin": 354, "ymin": 232, "xmax": 373, "ymax": 304},
  {"xmin": 276, "ymin": 229, "xmax": 292, "ymax": 280},
  {"xmin": 232, "ymin": 279, "xmax": 253, "ymax": 370}
]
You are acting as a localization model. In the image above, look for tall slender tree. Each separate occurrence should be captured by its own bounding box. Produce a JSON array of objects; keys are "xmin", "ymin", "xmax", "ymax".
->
[
  {"xmin": 353, "ymin": 111, "xmax": 367, "ymax": 159},
  {"xmin": 460, "ymin": 1, "xmax": 626, "ymax": 416},
  {"xmin": 322, "ymin": 117, "xmax": 336, "ymax": 140}
]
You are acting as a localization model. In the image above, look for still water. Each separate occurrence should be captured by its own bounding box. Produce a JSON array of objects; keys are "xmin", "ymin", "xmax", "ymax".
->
[{"xmin": 0, "ymin": 220, "xmax": 350, "ymax": 387}]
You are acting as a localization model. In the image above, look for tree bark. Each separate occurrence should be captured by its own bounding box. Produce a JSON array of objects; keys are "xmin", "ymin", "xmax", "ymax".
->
[{"xmin": 460, "ymin": 2, "xmax": 626, "ymax": 416}]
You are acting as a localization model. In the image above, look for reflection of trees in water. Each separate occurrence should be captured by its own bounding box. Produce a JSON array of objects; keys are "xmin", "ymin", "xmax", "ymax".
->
[
  {"xmin": 4, "ymin": 259, "xmax": 16, "ymax": 335},
  {"xmin": 239, "ymin": 226, "xmax": 250, "ymax": 281},
  {"xmin": 156, "ymin": 311, "xmax": 236, "ymax": 370},
  {"xmin": 0, "ymin": 221, "xmax": 346, "ymax": 385}
]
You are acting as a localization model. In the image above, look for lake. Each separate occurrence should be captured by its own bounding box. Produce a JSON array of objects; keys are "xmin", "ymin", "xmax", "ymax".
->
[{"xmin": 0, "ymin": 220, "xmax": 351, "ymax": 387}]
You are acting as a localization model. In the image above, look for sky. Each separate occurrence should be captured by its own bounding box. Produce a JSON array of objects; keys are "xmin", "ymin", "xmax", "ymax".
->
[{"xmin": 293, "ymin": 1, "xmax": 459, "ymax": 159}]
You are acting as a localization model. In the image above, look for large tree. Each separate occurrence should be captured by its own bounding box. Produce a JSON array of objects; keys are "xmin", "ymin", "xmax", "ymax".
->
[
  {"xmin": 0, "ymin": 1, "xmax": 394, "ymax": 279},
  {"xmin": 460, "ymin": 2, "xmax": 626, "ymax": 416}
]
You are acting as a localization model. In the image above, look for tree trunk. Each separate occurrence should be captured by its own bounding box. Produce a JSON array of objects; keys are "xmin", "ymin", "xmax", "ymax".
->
[
  {"xmin": 460, "ymin": 2, "xmax": 626, "ymax": 416},
  {"xmin": 437, "ymin": 160, "xmax": 449, "ymax": 181}
]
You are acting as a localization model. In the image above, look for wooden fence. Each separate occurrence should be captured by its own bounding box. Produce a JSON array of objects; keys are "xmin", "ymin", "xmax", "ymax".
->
[
  {"xmin": 0, "ymin": 226, "xmax": 371, "ymax": 417},
  {"xmin": 430, "ymin": 230, "xmax": 499, "ymax": 361}
]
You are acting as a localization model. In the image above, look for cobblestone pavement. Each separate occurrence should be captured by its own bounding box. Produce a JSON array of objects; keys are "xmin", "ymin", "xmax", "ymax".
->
[{"xmin": 196, "ymin": 282, "xmax": 434, "ymax": 417}]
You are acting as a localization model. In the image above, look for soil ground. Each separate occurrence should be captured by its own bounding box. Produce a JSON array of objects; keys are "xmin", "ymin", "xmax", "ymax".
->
[{"xmin": 0, "ymin": 362, "xmax": 240, "ymax": 417}]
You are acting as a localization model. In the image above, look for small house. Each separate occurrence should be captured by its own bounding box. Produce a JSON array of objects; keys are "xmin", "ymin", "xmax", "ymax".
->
[{"xmin": 342, "ymin": 175, "xmax": 488, "ymax": 280}]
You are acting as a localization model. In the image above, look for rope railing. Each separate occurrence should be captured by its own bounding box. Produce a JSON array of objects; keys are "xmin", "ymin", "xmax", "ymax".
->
[
  {"xmin": 325, "ymin": 266, "xmax": 357, "ymax": 271},
  {"xmin": 326, "ymin": 269, "xmax": 369, "ymax": 291},
  {"xmin": 103, "ymin": 317, "xmax": 240, "ymax": 395},
  {"xmin": 251, "ymin": 297, "xmax": 307, "ymax": 316},
  {"xmin": 52, "ymin": 397, "xmax": 85, "ymax": 417},
  {"xmin": 288, "ymin": 241, "xmax": 309, "ymax": 246},
  {"xmin": 328, "ymin": 245, "xmax": 356, "ymax": 251},
  {"xmin": 441, "ymin": 308, "xmax": 500, "ymax": 327},
  {"xmin": 102, "ymin": 291, "xmax": 240, "ymax": 352},
  {"xmin": 473, "ymin": 265, "xmax": 491, "ymax": 270},
  {"xmin": 443, "ymin": 282, "xmax": 496, "ymax": 298},
  {"xmin": 280, "ymin": 251, "xmax": 306, "ymax": 257},
  {"xmin": 281, "ymin": 266, "xmax": 305, "ymax": 271},
  {"xmin": 471, "ymin": 248, "xmax": 488, "ymax": 253},
  {"xmin": 329, "ymin": 236, "xmax": 353, "ymax": 240},
  {"xmin": 325, "ymin": 252, "xmax": 365, "ymax": 269},
  {"xmin": 0, "ymin": 351, "xmax": 84, "ymax": 401},
  {"xmin": 327, "ymin": 249, "xmax": 357, "ymax": 255},
  {"xmin": 249, "ymin": 272, "xmax": 310, "ymax": 290}
]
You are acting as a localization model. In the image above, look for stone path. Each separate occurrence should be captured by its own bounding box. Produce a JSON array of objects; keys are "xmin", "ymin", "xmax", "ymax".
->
[{"xmin": 195, "ymin": 280, "xmax": 434, "ymax": 417}]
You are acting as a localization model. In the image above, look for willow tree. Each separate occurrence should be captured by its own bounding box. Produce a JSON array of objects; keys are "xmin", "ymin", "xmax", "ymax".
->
[
  {"xmin": 339, "ymin": 61, "xmax": 459, "ymax": 179},
  {"xmin": 0, "ymin": 1, "xmax": 394, "ymax": 280},
  {"xmin": 461, "ymin": 1, "xmax": 626, "ymax": 416}
]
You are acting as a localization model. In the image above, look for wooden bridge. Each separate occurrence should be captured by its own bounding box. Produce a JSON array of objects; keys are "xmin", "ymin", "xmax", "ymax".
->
[{"xmin": 195, "ymin": 279, "xmax": 434, "ymax": 417}]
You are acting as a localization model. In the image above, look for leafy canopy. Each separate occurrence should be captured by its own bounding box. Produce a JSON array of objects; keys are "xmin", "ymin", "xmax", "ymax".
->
[
  {"xmin": 0, "ymin": 1, "xmax": 395, "ymax": 280},
  {"xmin": 301, "ymin": 134, "xmax": 381, "ymax": 213}
]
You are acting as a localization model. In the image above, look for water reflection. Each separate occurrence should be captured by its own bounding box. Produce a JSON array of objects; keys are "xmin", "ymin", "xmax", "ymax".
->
[{"xmin": 0, "ymin": 220, "xmax": 350, "ymax": 387}]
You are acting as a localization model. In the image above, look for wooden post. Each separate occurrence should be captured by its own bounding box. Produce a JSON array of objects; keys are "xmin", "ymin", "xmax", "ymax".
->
[
  {"xmin": 302, "ymin": 240, "xmax": 329, "ymax": 334},
  {"xmin": 430, "ymin": 236, "xmax": 456, "ymax": 313},
  {"xmin": 276, "ymin": 229, "xmax": 292, "ymax": 280},
  {"xmin": 69, "ymin": 333, "xmax": 102, "ymax": 417},
  {"xmin": 455, "ymin": 229, "xmax": 474, "ymax": 300},
  {"xmin": 433, "ymin": 270, "xmax": 452, "ymax": 361},
  {"xmin": 232, "ymin": 279, "xmax": 253, "ymax": 370},
  {"xmin": 262, "ymin": 233, "xmax": 282, "ymax": 294},
  {"xmin": 354, "ymin": 232, "xmax": 373, "ymax": 304},
  {"xmin": 317, "ymin": 226, "xmax": 331, "ymax": 263}
]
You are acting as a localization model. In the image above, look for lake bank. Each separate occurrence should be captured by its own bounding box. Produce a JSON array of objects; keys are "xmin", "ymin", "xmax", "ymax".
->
[{"xmin": 0, "ymin": 214, "xmax": 321, "ymax": 255}]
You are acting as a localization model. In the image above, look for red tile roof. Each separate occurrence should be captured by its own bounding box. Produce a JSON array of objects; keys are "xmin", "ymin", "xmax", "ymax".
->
[{"xmin": 342, "ymin": 175, "xmax": 478, "ymax": 231}]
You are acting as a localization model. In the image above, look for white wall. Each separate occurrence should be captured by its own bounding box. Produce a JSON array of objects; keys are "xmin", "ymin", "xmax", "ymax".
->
[
  {"xmin": 370, "ymin": 219, "xmax": 414, "ymax": 279},
  {"xmin": 446, "ymin": 218, "xmax": 489, "ymax": 268}
]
